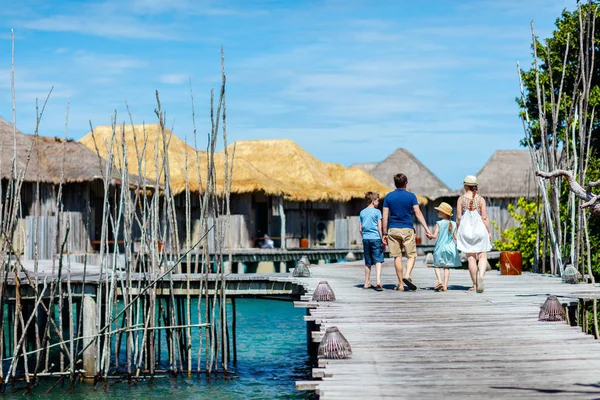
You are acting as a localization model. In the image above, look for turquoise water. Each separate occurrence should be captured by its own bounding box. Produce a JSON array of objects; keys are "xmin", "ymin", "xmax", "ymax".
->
[{"xmin": 4, "ymin": 299, "xmax": 315, "ymax": 399}]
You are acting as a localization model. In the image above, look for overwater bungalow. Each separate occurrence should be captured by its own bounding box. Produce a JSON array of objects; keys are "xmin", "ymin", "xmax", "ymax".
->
[
  {"xmin": 0, "ymin": 116, "xmax": 126, "ymax": 259},
  {"xmin": 79, "ymin": 125, "xmax": 402, "ymax": 252},
  {"xmin": 228, "ymin": 139, "xmax": 404, "ymax": 249},
  {"xmin": 353, "ymin": 148, "xmax": 457, "ymax": 245}
]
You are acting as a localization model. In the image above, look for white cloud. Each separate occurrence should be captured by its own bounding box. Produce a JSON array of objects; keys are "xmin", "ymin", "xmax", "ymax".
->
[
  {"xmin": 128, "ymin": 0, "xmax": 245, "ymax": 16},
  {"xmin": 73, "ymin": 53, "xmax": 147, "ymax": 75},
  {"xmin": 18, "ymin": 14, "xmax": 177, "ymax": 40},
  {"xmin": 160, "ymin": 73, "xmax": 189, "ymax": 85}
]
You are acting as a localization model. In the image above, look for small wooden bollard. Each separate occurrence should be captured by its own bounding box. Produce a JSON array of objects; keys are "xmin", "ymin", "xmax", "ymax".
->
[
  {"xmin": 318, "ymin": 326, "xmax": 352, "ymax": 359},
  {"xmin": 539, "ymin": 295, "xmax": 566, "ymax": 322},
  {"xmin": 312, "ymin": 281, "xmax": 336, "ymax": 301}
]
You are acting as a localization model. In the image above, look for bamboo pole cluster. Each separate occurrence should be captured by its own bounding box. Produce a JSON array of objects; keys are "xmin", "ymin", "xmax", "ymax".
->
[
  {"xmin": 518, "ymin": 2, "xmax": 599, "ymax": 278},
  {"xmin": 0, "ymin": 37, "xmax": 234, "ymax": 393}
]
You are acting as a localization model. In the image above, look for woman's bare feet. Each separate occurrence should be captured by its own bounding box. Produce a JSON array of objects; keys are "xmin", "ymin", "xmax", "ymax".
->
[{"xmin": 468, "ymin": 286, "xmax": 476, "ymax": 291}]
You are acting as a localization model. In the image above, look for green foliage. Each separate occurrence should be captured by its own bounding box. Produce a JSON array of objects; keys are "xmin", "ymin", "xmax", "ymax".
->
[
  {"xmin": 518, "ymin": 3, "xmax": 600, "ymax": 278},
  {"xmin": 585, "ymin": 153, "xmax": 600, "ymax": 275},
  {"xmin": 493, "ymin": 198, "xmax": 540, "ymax": 269},
  {"xmin": 518, "ymin": 3, "xmax": 600, "ymax": 152}
]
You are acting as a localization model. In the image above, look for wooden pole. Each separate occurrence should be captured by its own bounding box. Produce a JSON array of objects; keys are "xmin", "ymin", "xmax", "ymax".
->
[
  {"xmin": 82, "ymin": 294, "xmax": 97, "ymax": 378},
  {"xmin": 231, "ymin": 298, "xmax": 237, "ymax": 364}
]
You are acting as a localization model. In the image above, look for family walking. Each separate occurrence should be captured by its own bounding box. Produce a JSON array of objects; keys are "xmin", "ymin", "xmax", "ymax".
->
[{"xmin": 359, "ymin": 173, "xmax": 492, "ymax": 292}]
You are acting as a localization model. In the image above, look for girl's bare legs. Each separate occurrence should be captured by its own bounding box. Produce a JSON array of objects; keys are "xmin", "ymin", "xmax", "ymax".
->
[
  {"xmin": 434, "ymin": 268, "xmax": 443, "ymax": 286},
  {"xmin": 443, "ymin": 268, "xmax": 450, "ymax": 290},
  {"xmin": 375, "ymin": 262, "xmax": 382, "ymax": 287},
  {"xmin": 364, "ymin": 266, "xmax": 372, "ymax": 288},
  {"xmin": 467, "ymin": 253, "xmax": 477, "ymax": 290}
]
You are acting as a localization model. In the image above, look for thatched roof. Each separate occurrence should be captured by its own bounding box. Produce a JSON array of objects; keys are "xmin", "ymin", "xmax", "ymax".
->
[
  {"xmin": 0, "ymin": 116, "xmax": 120, "ymax": 184},
  {"xmin": 476, "ymin": 150, "xmax": 537, "ymax": 198},
  {"xmin": 37, "ymin": 137, "xmax": 125, "ymax": 183},
  {"xmin": 79, "ymin": 124, "xmax": 291, "ymax": 197},
  {"xmin": 359, "ymin": 148, "xmax": 454, "ymax": 200},
  {"xmin": 80, "ymin": 126, "xmax": 405, "ymax": 202},
  {"xmin": 0, "ymin": 116, "xmax": 46, "ymax": 181},
  {"xmin": 230, "ymin": 139, "xmax": 400, "ymax": 202}
]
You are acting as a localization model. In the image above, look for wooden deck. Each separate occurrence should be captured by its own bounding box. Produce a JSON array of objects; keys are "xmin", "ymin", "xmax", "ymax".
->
[{"xmin": 296, "ymin": 258, "xmax": 600, "ymax": 399}]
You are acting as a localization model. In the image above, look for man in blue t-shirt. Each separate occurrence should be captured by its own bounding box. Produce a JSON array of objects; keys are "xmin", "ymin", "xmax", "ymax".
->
[{"xmin": 382, "ymin": 173, "xmax": 432, "ymax": 291}]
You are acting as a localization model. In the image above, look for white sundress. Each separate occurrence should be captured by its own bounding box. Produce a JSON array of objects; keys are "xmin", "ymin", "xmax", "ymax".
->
[{"xmin": 456, "ymin": 195, "xmax": 491, "ymax": 254}]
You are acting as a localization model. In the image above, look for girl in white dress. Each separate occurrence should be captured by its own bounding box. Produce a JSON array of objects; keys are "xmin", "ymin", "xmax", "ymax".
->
[{"xmin": 456, "ymin": 175, "xmax": 492, "ymax": 293}]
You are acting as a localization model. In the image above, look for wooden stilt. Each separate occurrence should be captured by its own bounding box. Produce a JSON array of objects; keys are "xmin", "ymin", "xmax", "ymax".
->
[{"xmin": 81, "ymin": 294, "xmax": 97, "ymax": 378}]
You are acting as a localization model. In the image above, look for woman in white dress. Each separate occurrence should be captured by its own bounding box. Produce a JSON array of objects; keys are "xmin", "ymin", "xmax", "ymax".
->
[{"xmin": 456, "ymin": 175, "xmax": 492, "ymax": 293}]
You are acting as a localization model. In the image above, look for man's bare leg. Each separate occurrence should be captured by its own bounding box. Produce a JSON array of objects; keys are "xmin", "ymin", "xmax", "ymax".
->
[
  {"xmin": 394, "ymin": 256, "xmax": 404, "ymax": 290},
  {"xmin": 405, "ymin": 257, "xmax": 416, "ymax": 280}
]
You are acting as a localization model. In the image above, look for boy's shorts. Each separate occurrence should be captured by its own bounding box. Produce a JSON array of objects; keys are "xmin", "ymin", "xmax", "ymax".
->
[
  {"xmin": 387, "ymin": 228, "xmax": 417, "ymax": 258},
  {"xmin": 363, "ymin": 239, "xmax": 384, "ymax": 266}
]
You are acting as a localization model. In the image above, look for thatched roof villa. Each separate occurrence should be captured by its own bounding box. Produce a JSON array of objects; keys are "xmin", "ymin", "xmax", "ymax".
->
[
  {"xmin": 0, "ymin": 116, "xmax": 131, "ymax": 258},
  {"xmin": 79, "ymin": 125, "xmax": 403, "ymax": 250}
]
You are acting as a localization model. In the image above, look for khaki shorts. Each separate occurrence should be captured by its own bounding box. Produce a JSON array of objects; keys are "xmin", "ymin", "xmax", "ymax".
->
[{"xmin": 388, "ymin": 228, "xmax": 417, "ymax": 258}]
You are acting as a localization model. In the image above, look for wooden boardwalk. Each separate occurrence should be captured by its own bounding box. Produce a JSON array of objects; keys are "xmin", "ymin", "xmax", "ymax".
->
[{"xmin": 296, "ymin": 259, "xmax": 600, "ymax": 399}]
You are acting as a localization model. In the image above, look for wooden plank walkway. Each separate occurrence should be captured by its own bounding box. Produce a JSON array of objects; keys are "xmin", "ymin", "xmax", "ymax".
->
[{"xmin": 296, "ymin": 258, "xmax": 600, "ymax": 399}]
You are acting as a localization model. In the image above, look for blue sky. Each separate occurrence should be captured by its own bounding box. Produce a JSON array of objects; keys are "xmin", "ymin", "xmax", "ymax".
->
[{"xmin": 0, "ymin": 0, "xmax": 577, "ymax": 189}]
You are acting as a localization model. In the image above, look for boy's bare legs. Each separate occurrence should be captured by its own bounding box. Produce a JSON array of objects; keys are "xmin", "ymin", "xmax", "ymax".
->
[
  {"xmin": 375, "ymin": 262, "xmax": 382, "ymax": 287},
  {"xmin": 467, "ymin": 253, "xmax": 477, "ymax": 290},
  {"xmin": 364, "ymin": 266, "xmax": 372, "ymax": 288},
  {"xmin": 394, "ymin": 256, "xmax": 404, "ymax": 290}
]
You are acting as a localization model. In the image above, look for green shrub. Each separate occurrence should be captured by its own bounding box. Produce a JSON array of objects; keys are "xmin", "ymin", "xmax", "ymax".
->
[{"xmin": 493, "ymin": 198, "xmax": 540, "ymax": 269}]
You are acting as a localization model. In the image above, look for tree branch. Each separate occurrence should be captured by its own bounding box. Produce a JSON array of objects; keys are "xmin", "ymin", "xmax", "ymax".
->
[{"xmin": 537, "ymin": 170, "xmax": 600, "ymax": 215}]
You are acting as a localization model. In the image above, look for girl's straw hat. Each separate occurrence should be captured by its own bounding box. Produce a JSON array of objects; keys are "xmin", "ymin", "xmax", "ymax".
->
[
  {"xmin": 463, "ymin": 175, "xmax": 478, "ymax": 186},
  {"xmin": 434, "ymin": 202, "xmax": 453, "ymax": 217}
]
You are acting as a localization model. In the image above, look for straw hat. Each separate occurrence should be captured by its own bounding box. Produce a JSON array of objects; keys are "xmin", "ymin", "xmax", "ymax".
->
[
  {"xmin": 434, "ymin": 202, "xmax": 453, "ymax": 217},
  {"xmin": 463, "ymin": 175, "xmax": 478, "ymax": 186}
]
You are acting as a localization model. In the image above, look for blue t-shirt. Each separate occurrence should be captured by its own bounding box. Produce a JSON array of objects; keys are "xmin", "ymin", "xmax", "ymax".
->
[
  {"xmin": 359, "ymin": 207, "xmax": 382, "ymax": 240},
  {"xmin": 383, "ymin": 189, "xmax": 418, "ymax": 230}
]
